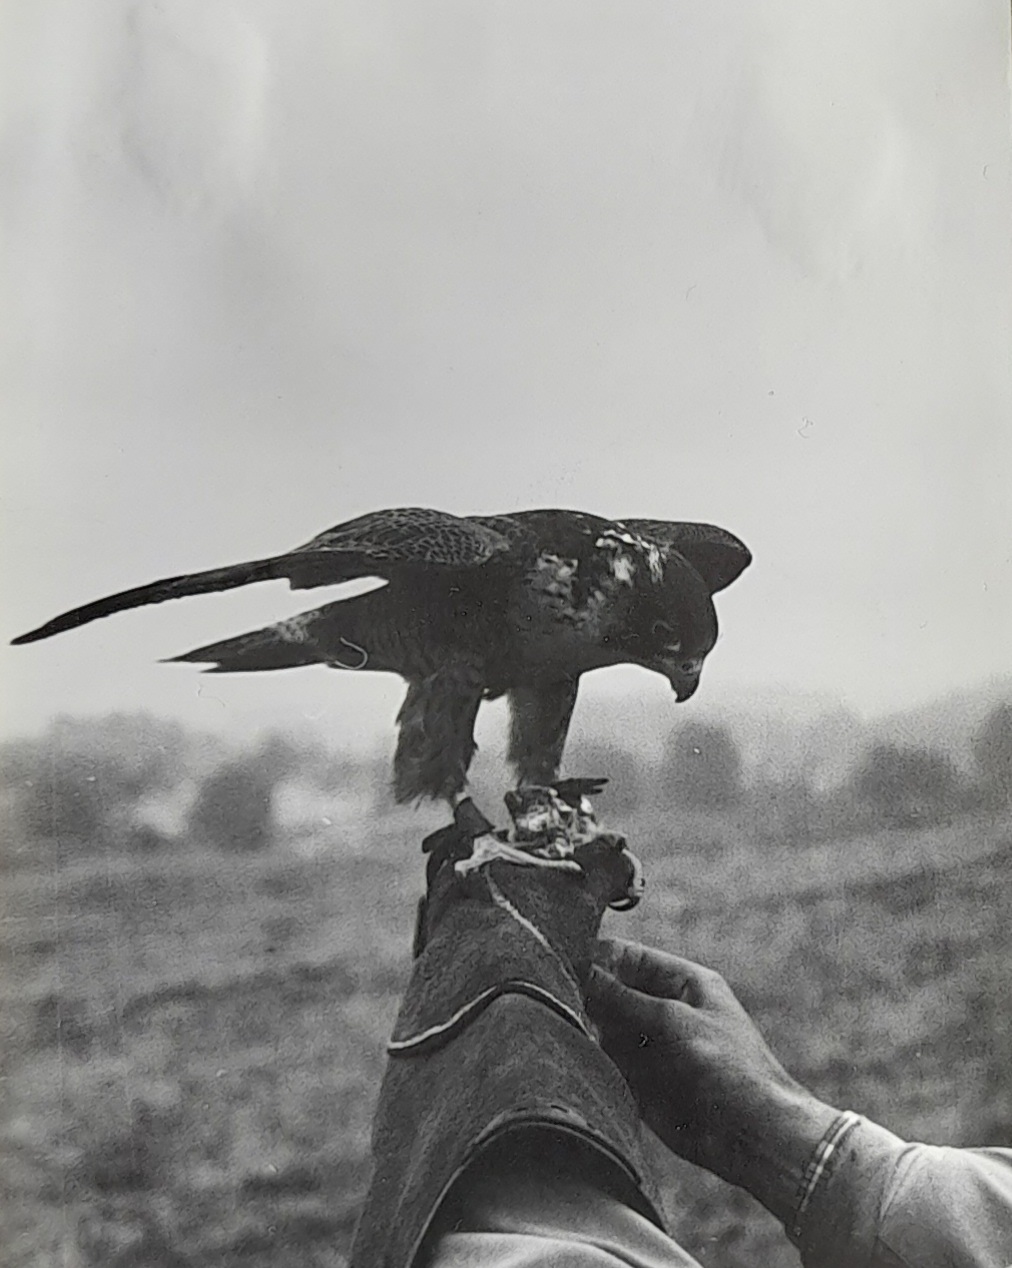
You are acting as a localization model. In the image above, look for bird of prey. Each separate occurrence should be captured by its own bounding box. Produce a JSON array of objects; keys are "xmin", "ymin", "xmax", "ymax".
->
[{"xmin": 13, "ymin": 507, "xmax": 751, "ymax": 805}]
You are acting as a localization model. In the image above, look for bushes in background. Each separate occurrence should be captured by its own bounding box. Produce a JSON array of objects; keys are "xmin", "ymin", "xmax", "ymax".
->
[{"xmin": 3, "ymin": 700, "xmax": 1010, "ymax": 859}]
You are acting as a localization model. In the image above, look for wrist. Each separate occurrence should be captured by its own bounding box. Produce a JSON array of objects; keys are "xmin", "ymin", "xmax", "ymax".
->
[{"xmin": 724, "ymin": 1083, "xmax": 841, "ymax": 1226}]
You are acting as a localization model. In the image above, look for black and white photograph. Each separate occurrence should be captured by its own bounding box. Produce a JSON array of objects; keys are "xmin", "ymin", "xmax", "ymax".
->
[{"xmin": 2, "ymin": 4, "xmax": 1010, "ymax": 1266}]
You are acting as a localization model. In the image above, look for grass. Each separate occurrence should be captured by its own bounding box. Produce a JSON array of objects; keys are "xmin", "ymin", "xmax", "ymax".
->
[{"xmin": 2, "ymin": 799, "xmax": 1010, "ymax": 1267}]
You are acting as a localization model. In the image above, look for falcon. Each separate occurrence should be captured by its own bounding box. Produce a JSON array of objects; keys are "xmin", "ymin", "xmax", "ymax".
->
[{"xmin": 12, "ymin": 507, "xmax": 750, "ymax": 806}]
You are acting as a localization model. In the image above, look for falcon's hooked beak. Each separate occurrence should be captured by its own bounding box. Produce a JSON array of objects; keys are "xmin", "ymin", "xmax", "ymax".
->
[{"xmin": 663, "ymin": 657, "xmax": 703, "ymax": 702}]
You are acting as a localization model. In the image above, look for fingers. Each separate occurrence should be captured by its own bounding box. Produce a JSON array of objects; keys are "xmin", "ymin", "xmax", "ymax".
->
[
  {"xmin": 587, "ymin": 964, "xmax": 671, "ymax": 1021},
  {"xmin": 586, "ymin": 963, "xmax": 644, "ymax": 1020},
  {"xmin": 595, "ymin": 938, "xmax": 717, "ymax": 1005},
  {"xmin": 585, "ymin": 966, "xmax": 665, "ymax": 1051}
]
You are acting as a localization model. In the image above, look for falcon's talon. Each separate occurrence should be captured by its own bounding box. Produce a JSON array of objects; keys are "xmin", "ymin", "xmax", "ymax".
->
[{"xmin": 550, "ymin": 777, "xmax": 609, "ymax": 805}]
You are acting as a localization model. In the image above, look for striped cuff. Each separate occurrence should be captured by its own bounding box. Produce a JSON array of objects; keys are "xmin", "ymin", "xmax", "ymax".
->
[{"xmin": 791, "ymin": 1110, "xmax": 862, "ymax": 1241}]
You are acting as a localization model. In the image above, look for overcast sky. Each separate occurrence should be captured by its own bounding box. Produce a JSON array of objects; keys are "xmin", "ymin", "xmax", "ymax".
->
[{"xmin": 2, "ymin": 0, "xmax": 1010, "ymax": 748}]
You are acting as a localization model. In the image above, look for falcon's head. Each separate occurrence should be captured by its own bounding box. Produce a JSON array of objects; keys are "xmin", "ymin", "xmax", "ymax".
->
[
  {"xmin": 617, "ymin": 524, "xmax": 752, "ymax": 701},
  {"xmin": 641, "ymin": 554, "xmax": 718, "ymax": 701}
]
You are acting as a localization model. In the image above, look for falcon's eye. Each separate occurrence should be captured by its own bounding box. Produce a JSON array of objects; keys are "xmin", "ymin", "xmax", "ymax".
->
[{"xmin": 652, "ymin": 620, "xmax": 681, "ymax": 652}]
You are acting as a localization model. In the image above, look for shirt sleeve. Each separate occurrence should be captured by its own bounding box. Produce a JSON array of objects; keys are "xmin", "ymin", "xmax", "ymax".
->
[
  {"xmin": 422, "ymin": 1167, "xmax": 702, "ymax": 1268},
  {"xmin": 794, "ymin": 1115, "xmax": 1012, "ymax": 1268}
]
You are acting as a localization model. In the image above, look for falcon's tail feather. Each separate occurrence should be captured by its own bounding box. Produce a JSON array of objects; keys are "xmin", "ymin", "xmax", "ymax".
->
[
  {"xmin": 11, "ymin": 555, "xmax": 300, "ymax": 646},
  {"xmin": 165, "ymin": 625, "xmax": 320, "ymax": 674}
]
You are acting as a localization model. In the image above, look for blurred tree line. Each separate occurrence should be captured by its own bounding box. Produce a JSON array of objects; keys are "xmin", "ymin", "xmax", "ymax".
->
[
  {"xmin": 0, "ymin": 714, "xmax": 388, "ymax": 858},
  {"xmin": 1, "ymin": 701, "xmax": 1010, "ymax": 860}
]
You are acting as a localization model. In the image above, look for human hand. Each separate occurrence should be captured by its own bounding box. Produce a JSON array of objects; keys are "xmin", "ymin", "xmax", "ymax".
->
[{"xmin": 587, "ymin": 939, "xmax": 839, "ymax": 1222}]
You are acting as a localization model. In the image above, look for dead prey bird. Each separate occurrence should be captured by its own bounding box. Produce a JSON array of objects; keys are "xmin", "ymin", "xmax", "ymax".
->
[
  {"xmin": 416, "ymin": 780, "xmax": 647, "ymax": 932},
  {"xmin": 13, "ymin": 506, "xmax": 750, "ymax": 806}
]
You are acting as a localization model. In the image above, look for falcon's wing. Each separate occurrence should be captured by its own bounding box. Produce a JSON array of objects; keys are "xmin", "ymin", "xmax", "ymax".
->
[
  {"xmin": 11, "ymin": 507, "xmax": 511, "ymax": 646},
  {"xmin": 293, "ymin": 507, "xmax": 511, "ymax": 572},
  {"xmin": 621, "ymin": 519, "xmax": 752, "ymax": 594}
]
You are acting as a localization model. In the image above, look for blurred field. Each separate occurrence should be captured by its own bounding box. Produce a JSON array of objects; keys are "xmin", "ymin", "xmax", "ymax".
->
[{"xmin": 2, "ymin": 723, "xmax": 1011, "ymax": 1266}]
